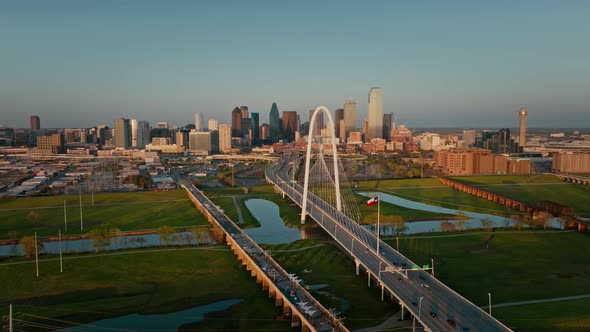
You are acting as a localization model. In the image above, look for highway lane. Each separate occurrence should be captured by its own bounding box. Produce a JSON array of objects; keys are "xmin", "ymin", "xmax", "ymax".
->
[
  {"xmin": 178, "ymin": 178, "xmax": 346, "ymax": 332},
  {"xmin": 267, "ymin": 155, "xmax": 512, "ymax": 332}
]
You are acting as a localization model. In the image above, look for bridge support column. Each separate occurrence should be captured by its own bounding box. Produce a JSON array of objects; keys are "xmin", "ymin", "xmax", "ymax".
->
[
  {"xmin": 291, "ymin": 313, "xmax": 301, "ymax": 327},
  {"xmin": 368, "ymin": 271, "xmax": 371, "ymax": 287},
  {"xmin": 400, "ymin": 304, "xmax": 405, "ymax": 320},
  {"xmin": 355, "ymin": 259, "xmax": 360, "ymax": 275},
  {"xmin": 381, "ymin": 284, "xmax": 384, "ymax": 301}
]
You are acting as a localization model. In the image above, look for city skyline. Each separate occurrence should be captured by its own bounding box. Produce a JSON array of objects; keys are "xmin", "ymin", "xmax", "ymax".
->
[{"xmin": 1, "ymin": 1, "xmax": 589, "ymax": 128}]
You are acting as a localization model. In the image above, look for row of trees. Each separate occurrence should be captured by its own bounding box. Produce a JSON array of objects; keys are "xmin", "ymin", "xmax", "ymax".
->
[{"xmin": 17, "ymin": 226, "xmax": 215, "ymax": 258}]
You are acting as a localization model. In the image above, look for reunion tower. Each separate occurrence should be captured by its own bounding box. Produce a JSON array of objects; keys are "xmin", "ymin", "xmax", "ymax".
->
[{"xmin": 518, "ymin": 107, "xmax": 528, "ymax": 150}]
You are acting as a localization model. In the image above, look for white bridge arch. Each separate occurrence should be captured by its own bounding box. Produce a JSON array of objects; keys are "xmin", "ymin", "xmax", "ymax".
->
[{"xmin": 301, "ymin": 106, "xmax": 342, "ymax": 223}]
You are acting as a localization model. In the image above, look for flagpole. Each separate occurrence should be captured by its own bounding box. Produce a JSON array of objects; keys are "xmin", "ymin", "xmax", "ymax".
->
[{"xmin": 376, "ymin": 193, "xmax": 380, "ymax": 253}]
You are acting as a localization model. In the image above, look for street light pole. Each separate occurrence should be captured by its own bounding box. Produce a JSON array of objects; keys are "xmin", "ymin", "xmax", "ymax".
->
[
  {"xmin": 431, "ymin": 258, "xmax": 435, "ymax": 277},
  {"xmin": 488, "ymin": 292, "xmax": 492, "ymax": 316},
  {"xmin": 34, "ymin": 232, "xmax": 39, "ymax": 277},
  {"xmin": 418, "ymin": 296, "xmax": 424, "ymax": 320}
]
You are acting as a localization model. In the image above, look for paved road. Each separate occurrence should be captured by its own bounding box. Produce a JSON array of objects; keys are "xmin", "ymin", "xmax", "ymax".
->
[
  {"xmin": 231, "ymin": 196, "xmax": 244, "ymax": 224},
  {"xmin": 178, "ymin": 178, "xmax": 346, "ymax": 332},
  {"xmin": 267, "ymin": 154, "xmax": 513, "ymax": 332},
  {"xmin": 482, "ymin": 294, "xmax": 590, "ymax": 309}
]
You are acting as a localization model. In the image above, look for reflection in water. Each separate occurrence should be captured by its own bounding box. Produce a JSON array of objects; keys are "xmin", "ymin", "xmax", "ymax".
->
[
  {"xmin": 56, "ymin": 299, "xmax": 242, "ymax": 332},
  {"xmin": 243, "ymin": 199, "xmax": 303, "ymax": 244},
  {"xmin": 359, "ymin": 192, "xmax": 563, "ymax": 234}
]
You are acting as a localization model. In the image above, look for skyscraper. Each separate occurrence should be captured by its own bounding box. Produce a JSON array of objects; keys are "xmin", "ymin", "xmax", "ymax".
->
[
  {"xmin": 367, "ymin": 87, "xmax": 383, "ymax": 142},
  {"xmin": 343, "ymin": 100, "xmax": 357, "ymax": 140},
  {"xmin": 30, "ymin": 115, "xmax": 40, "ymax": 131},
  {"xmin": 240, "ymin": 106, "xmax": 249, "ymax": 118},
  {"xmin": 518, "ymin": 107, "xmax": 528, "ymax": 149},
  {"xmin": 231, "ymin": 107, "xmax": 242, "ymax": 138},
  {"xmin": 218, "ymin": 124, "xmax": 232, "ymax": 153},
  {"xmin": 137, "ymin": 121, "xmax": 150, "ymax": 148},
  {"xmin": 194, "ymin": 112, "xmax": 204, "ymax": 131},
  {"xmin": 269, "ymin": 103, "xmax": 281, "ymax": 142},
  {"xmin": 208, "ymin": 119, "xmax": 219, "ymax": 131},
  {"xmin": 309, "ymin": 109, "xmax": 325, "ymax": 136},
  {"xmin": 383, "ymin": 112, "xmax": 395, "ymax": 141},
  {"xmin": 131, "ymin": 119, "xmax": 138, "ymax": 148},
  {"xmin": 334, "ymin": 108, "xmax": 344, "ymax": 139},
  {"xmin": 114, "ymin": 118, "xmax": 131, "ymax": 148},
  {"xmin": 251, "ymin": 112, "xmax": 260, "ymax": 143},
  {"xmin": 281, "ymin": 111, "xmax": 298, "ymax": 142}
]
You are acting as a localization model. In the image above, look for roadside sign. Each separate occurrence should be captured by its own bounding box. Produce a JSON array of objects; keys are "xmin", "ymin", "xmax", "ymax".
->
[
  {"xmin": 385, "ymin": 266, "xmax": 395, "ymax": 272},
  {"xmin": 423, "ymin": 265, "xmax": 430, "ymax": 269},
  {"xmin": 411, "ymin": 265, "xmax": 420, "ymax": 270}
]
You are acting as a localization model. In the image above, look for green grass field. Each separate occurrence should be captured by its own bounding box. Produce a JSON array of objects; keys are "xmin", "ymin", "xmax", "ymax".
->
[
  {"xmin": 391, "ymin": 230, "xmax": 590, "ymax": 331},
  {"xmin": 354, "ymin": 177, "xmax": 519, "ymax": 217},
  {"xmin": 204, "ymin": 186, "xmax": 303, "ymax": 227},
  {"xmin": 449, "ymin": 174, "xmax": 590, "ymax": 216},
  {"xmin": 0, "ymin": 190, "xmax": 208, "ymax": 239},
  {"xmin": 0, "ymin": 247, "xmax": 291, "ymax": 331}
]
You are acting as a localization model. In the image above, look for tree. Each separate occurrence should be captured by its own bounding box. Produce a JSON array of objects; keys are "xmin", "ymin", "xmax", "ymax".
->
[
  {"xmin": 440, "ymin": 221, "xmax": 456, "ymax": 232},
  {"xmin": 481, "ymin": 218, "xmax": 494, "ymax": 231},
  {"xmin": 534, "ymin": 211, "xmax": 553, "ymax": 229},
  {"xmin": 26, "ymin": 211, "xmax": 42, "ymax": 226},
  {"xmin": 158, "ymin": 226, "xmax": 175, "ymax": 247},
  {"xmin": 388, "ymin": 216, "xmax": 408, "ymax": 236},
  {"xmin": 455, "ymin": 212, "xmax": 470, "ymax": 231},
  {"xmin": 191, "ymin": 227, "xmax": 206, "ymax": 245},
  {"xmin": 88, "ymin": 227, "xmax": 114, "ymax": 252},
  {"xmin": 20, "ymin": 236, "xmax": 44, "ymax": 259}
]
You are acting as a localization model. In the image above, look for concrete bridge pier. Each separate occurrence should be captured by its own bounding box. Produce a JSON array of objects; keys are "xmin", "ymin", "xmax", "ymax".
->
[
  {"xmin": 400, "ymin": 303, "xmax": 405, "ymax": 320},
  {"xmin": 367, "ymin": 271, "xmax": 371, "ymax": 287},
  {"xmin": 355, "ymin": 259, "xmax": 360, "ymax": 275},
  {"xmin": 291, "ymin": 313, "xmax": 301, "ymax": 328},
  {"xmin": 381, "ymin": 284, "xmax": 385, "ymax": 301}
]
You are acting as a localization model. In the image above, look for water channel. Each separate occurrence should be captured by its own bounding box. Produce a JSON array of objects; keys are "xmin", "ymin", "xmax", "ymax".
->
[
  {"xmin": 1, "ymin": 193, "xmax": 563, "ymax": 256},
  {"xmin": 0, "ymin": 230, "xmax": 214, "ymax": 256},
  {"xmin": 359, "ymin": 192, "xmax": 562, "ymax": 234},
  {"xmin": 55, "ymin": 299, "xmax": 242, "ymax": 332}
]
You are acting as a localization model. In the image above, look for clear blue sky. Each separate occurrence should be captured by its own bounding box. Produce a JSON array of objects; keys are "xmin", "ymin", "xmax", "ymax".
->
[{"xmin": 1, "ymin": 0, "xmax": 589, "ymax": 129}]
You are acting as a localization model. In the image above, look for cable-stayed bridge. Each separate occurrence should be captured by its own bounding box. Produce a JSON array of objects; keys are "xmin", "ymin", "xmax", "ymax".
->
[{"xmin": 265, "ymin": 106, "xmax": 512, "ymax": 332}]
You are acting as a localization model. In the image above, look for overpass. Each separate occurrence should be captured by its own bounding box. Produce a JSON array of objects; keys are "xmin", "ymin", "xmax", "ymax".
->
[
  {"xmin": 179, "ymin": 178, "xmax": 347, "ymax": 332},
  {"xmin": 266, "ymin": 154, "xmax": 513, "ymax": 332}
]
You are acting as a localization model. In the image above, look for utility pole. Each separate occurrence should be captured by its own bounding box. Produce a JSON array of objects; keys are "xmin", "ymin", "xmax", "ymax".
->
[
  {"xmin": 34, "ymin": 232, "xmax": 39, "ymax": 277},
  {"xmin": 63, "ymin": 200, "xmax": 67, "ymax": 232},
  {"xmin": 59, "ymin": 229, "xmax": 63, "ymax": 273},
  {"xmin": 488, "ymin": 292, "xmax": 492, "ymax": 316},
  {"xmin": 9, "ymin": 303, "xmax": 13, "ymax": 332},
  {"xmin": 79, "ymin": 185, "xmax": 84, "ymax": 230}
]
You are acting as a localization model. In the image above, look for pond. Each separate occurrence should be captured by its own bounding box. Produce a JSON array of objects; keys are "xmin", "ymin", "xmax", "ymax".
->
[
  {"xmin": 243, "ymin": 199, "xmax": 303, "ymax": 244},
  {"xmin": 56, "ymin": 299, "xmax": 242, "ymax": 331},
  {"xmin": 359, "ymin": 192, "xmax": 563, "ymax": 234},
  {"xmin": 0, "ymin": 230, "xmax": 214, "ymax": 257}
]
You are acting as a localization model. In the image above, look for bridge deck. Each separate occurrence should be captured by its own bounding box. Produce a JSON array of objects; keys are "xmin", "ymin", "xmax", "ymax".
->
[
  {"xmin": 179, "ymin": 179, "xmax": 347, "ymax": 332},
  {"xmin": 267, "ymin": 157, "xmax": 513, "ymax": 332}
]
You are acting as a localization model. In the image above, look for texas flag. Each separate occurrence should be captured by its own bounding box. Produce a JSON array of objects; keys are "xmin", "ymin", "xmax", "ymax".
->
[{"xmin": 366, "ymin": 196, "xmax": 379, "ymax": 207}]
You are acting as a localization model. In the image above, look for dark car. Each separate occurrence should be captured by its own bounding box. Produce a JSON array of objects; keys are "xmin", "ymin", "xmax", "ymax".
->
[
  {"xmin": 419, "ymin": 275, "xmax": 425, "ymax": 280},
  {"xmin": 412, "ymin": 302, "xmax": 418, "ymax": 307},
  {"xmin": 447, "ymin": 319, "xmax": 456, "ymax": 328},
  {"xmin": 430, "ymin": 312, "xmax": 437, "ymax": 318}
]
